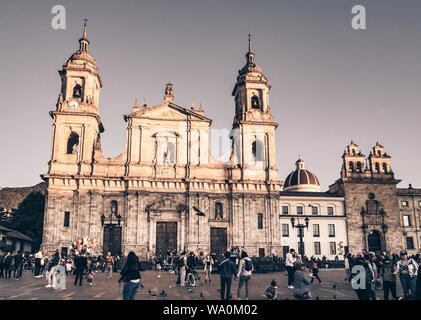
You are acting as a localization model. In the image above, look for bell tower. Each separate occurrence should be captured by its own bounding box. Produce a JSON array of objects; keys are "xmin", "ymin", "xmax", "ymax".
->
[
  {"xmin": 48, "ymin": 21, "xmax": 104, "ymax": 176},
  {"xmin": 230, "ymin": 35, "xmax": 278, "ymax": 181}
]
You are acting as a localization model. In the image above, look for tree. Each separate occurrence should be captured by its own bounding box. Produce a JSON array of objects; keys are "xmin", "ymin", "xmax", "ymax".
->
[{"xmin": 9, "ymin": 191, "xmax": 45, "ymax": 251}]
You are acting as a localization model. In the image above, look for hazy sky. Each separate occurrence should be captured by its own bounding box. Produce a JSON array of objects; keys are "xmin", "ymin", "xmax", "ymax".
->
[{"xmin": 0, "ymin": 0, "xmax": 420, "ymax": 189}]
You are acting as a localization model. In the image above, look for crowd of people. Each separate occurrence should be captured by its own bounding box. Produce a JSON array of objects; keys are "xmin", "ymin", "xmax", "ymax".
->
[{"xmin": 1, "ymin": 246, "xmax": 420, "ymax": 300}]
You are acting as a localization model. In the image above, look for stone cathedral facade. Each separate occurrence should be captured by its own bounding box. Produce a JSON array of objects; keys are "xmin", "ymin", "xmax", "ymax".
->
[
  {"xmin": 41, "ymin": 25, "xmax": 282, "ymax": 259},
  {"xmin": 41, "ymin": 25, "xmax": 420, "ymax": 259}
]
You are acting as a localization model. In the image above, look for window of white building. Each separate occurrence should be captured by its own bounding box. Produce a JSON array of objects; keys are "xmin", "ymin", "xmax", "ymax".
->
[
  {"xmin": 313, "ymin": 224, "xmax": 320, "ymax": 237},
  {"xmin": 327, "ymin": 207, "xmax": 334, "ymax": 216},
  {"xmin": 402, "ymin": 201, "xmax": 409, "ymax": 207},
  {"xmin": 296, "ymin": 206, "xmax": 303, "ymax": 215},
  {"xmin": 328, "ymin": 224, "xmax": 336, "ymax": 237},
  {"xmin": 314, "ymin": 242, "xmax": 321, "ymax": 255},
  {"xmin": 282, "ymin": 224, "xmax": 289, "ymax": 237},
  {"xmin": 330, "ymin": 242, "xmax": 337, "ymax": 255},
  {"xmin": 311, "ymin": 206, "xmax": 318, "ymax": 215},
  {"xmin": 282, "ymin": 206, "xmax": 289, "ymax": 215}
]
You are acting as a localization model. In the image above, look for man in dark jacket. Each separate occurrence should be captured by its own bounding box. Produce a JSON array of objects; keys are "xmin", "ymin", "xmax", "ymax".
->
[
  {"xmin": 219, "ymin": 251, "xmax": 236, "ymax": 300},
  {"xmin": 13, "ymin": 252, "xmax": 23, "ymax": 280},
  {"xmin": 74, "ymin": 252, "xmax": 87, "ymax": 286}
]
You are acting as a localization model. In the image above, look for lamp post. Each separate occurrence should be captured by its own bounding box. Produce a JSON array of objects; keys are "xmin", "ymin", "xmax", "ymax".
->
[
  {"xmin": 193, "ymin": 206, "xmax": 205, "ymax": 245},
  {"xmin": 291, "ymin": 216, "xmax": 309, "ymax": 261}
]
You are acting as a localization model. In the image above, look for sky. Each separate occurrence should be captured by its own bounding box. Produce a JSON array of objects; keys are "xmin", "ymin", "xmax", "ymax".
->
[{"xmin": 0, "ymin": 0, "xmax": 420, "ymax": 190}]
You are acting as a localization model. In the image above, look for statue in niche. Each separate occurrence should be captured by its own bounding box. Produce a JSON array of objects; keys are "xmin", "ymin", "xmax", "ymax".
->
[
  {"xmin": 215, "ymin": 203, "xmax": 223, "ymax": 220},
  {"xmin": 110, "ymin": 201, "xmax": 118, "ymax": 218}
]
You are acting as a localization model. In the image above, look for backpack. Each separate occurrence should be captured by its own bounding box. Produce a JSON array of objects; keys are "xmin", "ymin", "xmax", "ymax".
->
[{"xmin": 244, "ymin": 259, "xmax": 253, "ymax": 272}]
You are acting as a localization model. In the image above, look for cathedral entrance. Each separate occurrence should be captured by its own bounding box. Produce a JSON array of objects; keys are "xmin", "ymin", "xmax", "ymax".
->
[
  {"xmin": 156, "ymin": 222, "xmax": 177, "ymax": 254},
  {"xmin": 210, "ymin": 227, "xmax": 227, "ymax": 257},
  {"xmin": 103, "ymin": 225, "xmax": 122, "ymax": 256},
  {"xmin": 367, "ymin": 230, "xmax": 382, "ymax": 252}
]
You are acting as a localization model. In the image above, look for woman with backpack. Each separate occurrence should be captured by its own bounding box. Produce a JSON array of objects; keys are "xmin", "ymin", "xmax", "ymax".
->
[
  {"xmin": 235, "ymin": 250, "xmax": 254, "ymax": 300},
  {"xmin": 394, "ymin": 250, "xmax": 418, "ymax": 299}
]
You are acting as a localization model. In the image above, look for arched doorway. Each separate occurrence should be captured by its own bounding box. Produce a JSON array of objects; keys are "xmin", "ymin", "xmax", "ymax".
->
[{"xmin": 367, "ymin": 230, "xmax": 382, "ymax": 252}]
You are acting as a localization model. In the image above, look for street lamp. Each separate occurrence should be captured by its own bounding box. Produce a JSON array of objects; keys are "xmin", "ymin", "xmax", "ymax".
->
[
  {"xmin": 193, "ymin": 206, "xmax": 205, "ymax": 245},
  {"xmin": 291, "ymin": 216, "xmax": 309, "ymax": 261}
]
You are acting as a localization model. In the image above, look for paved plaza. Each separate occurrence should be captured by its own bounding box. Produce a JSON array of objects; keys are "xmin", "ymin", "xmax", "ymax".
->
[{"xmin": 0, "ymin": 268, "xmax": 406, "ymax": 300}]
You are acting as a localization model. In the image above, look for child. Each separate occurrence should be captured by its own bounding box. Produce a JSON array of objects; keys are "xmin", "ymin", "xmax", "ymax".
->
[
  {"xmin": 86, "ymin": 268, "xmax": 94, "ymax": 286},
  {"xmin": 265, "ymin": 279, "xmax": 278, "ymax": 300},
  {"xmin": 65, "ymin": 259, "xmax": 72, "ymax": 275},
  {"xmin": 310, "ymin": 260, "xmax": 322, "ymax": 284}
]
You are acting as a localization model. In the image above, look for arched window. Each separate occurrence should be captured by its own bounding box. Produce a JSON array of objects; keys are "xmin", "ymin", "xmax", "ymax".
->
[
  {"xmin": 110, "ymin": 201, "xmax": 118, "ymax": 217},
  {"xmin": 352, "ymin": 149, "xmax": 356, "ymax": 155},
  {"xmin": 73, "ymin": 84, "xmax": 82, "ymax": 98},
  {"xmin": 375, "ymin": 163, "xmax": 380, "ymax": 173},
  {"xmin": 382, "ymin": 163, "xmax": 387, "ymax": 173},
  {"xmin": 66, "ymin": 132, "xmax": 79, "ymax": 155},
  {"xmin": 252, "ymin": 140, "xmax": 264, "ymax": 162},
  {"xmin": 251, "ymin": 95, "xmax": 260, "ymax": 109},
  {"xmin": 349, "ymin": 162, "xmax": 354, "ymax": 172},
  {"xmin": 356, "ymin": 162, "xmax": 362, "ymax": 173},
  {"xmin": 215, "ymin": 203, "xmax": 223, "ymax": 220},
  {"xmin": 377, "ymin": 150, "xmax": 381, "ymax": 157}
]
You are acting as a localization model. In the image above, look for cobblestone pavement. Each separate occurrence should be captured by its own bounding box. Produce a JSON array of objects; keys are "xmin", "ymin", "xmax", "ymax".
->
[{"xmin": 0, "ymin": 269, "xmax": 404, "ymax": 300}]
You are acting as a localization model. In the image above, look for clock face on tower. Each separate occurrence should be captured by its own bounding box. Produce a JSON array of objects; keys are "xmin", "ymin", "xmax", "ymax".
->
[{"xmin": 69, "ymin": 100, "xmax": 79, "ymax": 110}]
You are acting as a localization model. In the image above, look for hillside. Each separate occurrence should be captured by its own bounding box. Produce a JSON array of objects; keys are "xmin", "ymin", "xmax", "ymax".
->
[{"xmin": 0, "ymin": 182, "xmax": 47, "ymax": 211}]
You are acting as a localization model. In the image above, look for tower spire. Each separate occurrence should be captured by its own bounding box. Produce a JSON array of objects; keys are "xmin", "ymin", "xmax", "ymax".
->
[
  {"xmin": 79, "ymin": 19, "xmax": 89, "ymax": 52},
  {"xmin": 245, "ymin": 33, "xmax": 255, "ymax": 66}
]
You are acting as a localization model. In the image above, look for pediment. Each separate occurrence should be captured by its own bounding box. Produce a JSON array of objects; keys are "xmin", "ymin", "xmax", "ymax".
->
[{"xmin": 126, "ymin": 102, "xmax": 212, "ymax": 123}]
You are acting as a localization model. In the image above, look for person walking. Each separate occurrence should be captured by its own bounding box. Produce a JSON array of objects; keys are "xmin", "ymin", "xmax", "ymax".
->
[
  {"xmin": 34, "ymin": 250, "xmax": 43, "ymax": 278},
  {"xmin": 394, "ymin": 250, "xmax": 418, "ymax": 299},
  {"xmin": 203, "ymin": 254, "xmax": 214, "ymax": 283},
  {"xmin": 381, "ymin": 256, "xmax": 398, "ymax": 300},
  {"xmin": 310, "ymin": 259, "xmax": 322, "ymax": 284},
  {"xmin": 0, "ymin": 253, "xmax": 4, "ymax": 279},
  {"xmin": 219, "ymin": 251, "xmax": 236, "ymax": 300},
  {"xmin": 86, "ymin": 267, "xmax": 94, "ymax": 286},
  {"xmin": 3, "ymin": 252, "xmax": 13, "ymax": 279},
  {"xmin": 74, "ymin": 251, "xmax": 87, "ymax": 286},
  {"xmin": 415, "ymin": 254, "xmax": 421, "ymax": 300},
  {"xmin": 13, "ymin": 252, "xmax": 23, "ymax": 280},
  {"xmin": 178, "ymin": 251, "xmax": 187, "ymax": 287},
  {"xmin": 285, "ymin": 249, "xmax": 297, "ymax": 289},
  {"xmin": 119, "ymin": 251, "xmax": 142, "ymax": 300},
  {"xmin": 350, "ymin": 252, "xmax": 373, "ymax": 300},
  {"xmin": 235, "ymin": 250, "xmax": 254, "ymax": 300},
  {"xmin": 344, "ymin": 253, "xmax": 352, "ymax": 281},
  {"xmin": 104, "ymin": 252, "xmax": 114, "ymax": 279},
  {"xmin": 292, "ymin": 261, "xmax": 313, "ymax": 299}
]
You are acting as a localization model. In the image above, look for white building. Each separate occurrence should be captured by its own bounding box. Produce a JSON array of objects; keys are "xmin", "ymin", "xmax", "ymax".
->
[{"xmin": 279, "ymin": 159, "xmax": 348, "ymax": 260}]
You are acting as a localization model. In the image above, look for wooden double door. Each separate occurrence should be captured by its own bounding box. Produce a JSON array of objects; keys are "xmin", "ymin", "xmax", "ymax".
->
[
  {"xmin": 156, "ymin": 222, "xmax": 178, "ymax": 254},
  {"xmin": 210, "ymin": 227, "xmax": 227, "ymax": 257},
  {"xmin": 103, "ymin": 225, "xmax": 122, "ymax": 256}
]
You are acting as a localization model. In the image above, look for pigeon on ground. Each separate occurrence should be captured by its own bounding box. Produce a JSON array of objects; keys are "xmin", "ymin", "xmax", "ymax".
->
[
  {"xmin": 200, "ymin": 292, "xmax": 205, "ymax": 299},
  {"xmin": 148, "ymin": 289, "xmax": 156, "ymax": 296},
  {"xmin": 159, "ymin": 290, "xmax": 167, "ymax": 299},
  {"xmin": 333, "ymin": 295, "xmax": 337, "ymax": 300},
  {"xmin": 332, "ymin": 284, "xmax": 336, "ymax": 290},
  {"xmin": 316, "ymin": 296, "xmax": 320, "ymax": 300},
  {"xmin": 187, "ymin": 288, "xmax": 193, "ymax": 293}
]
